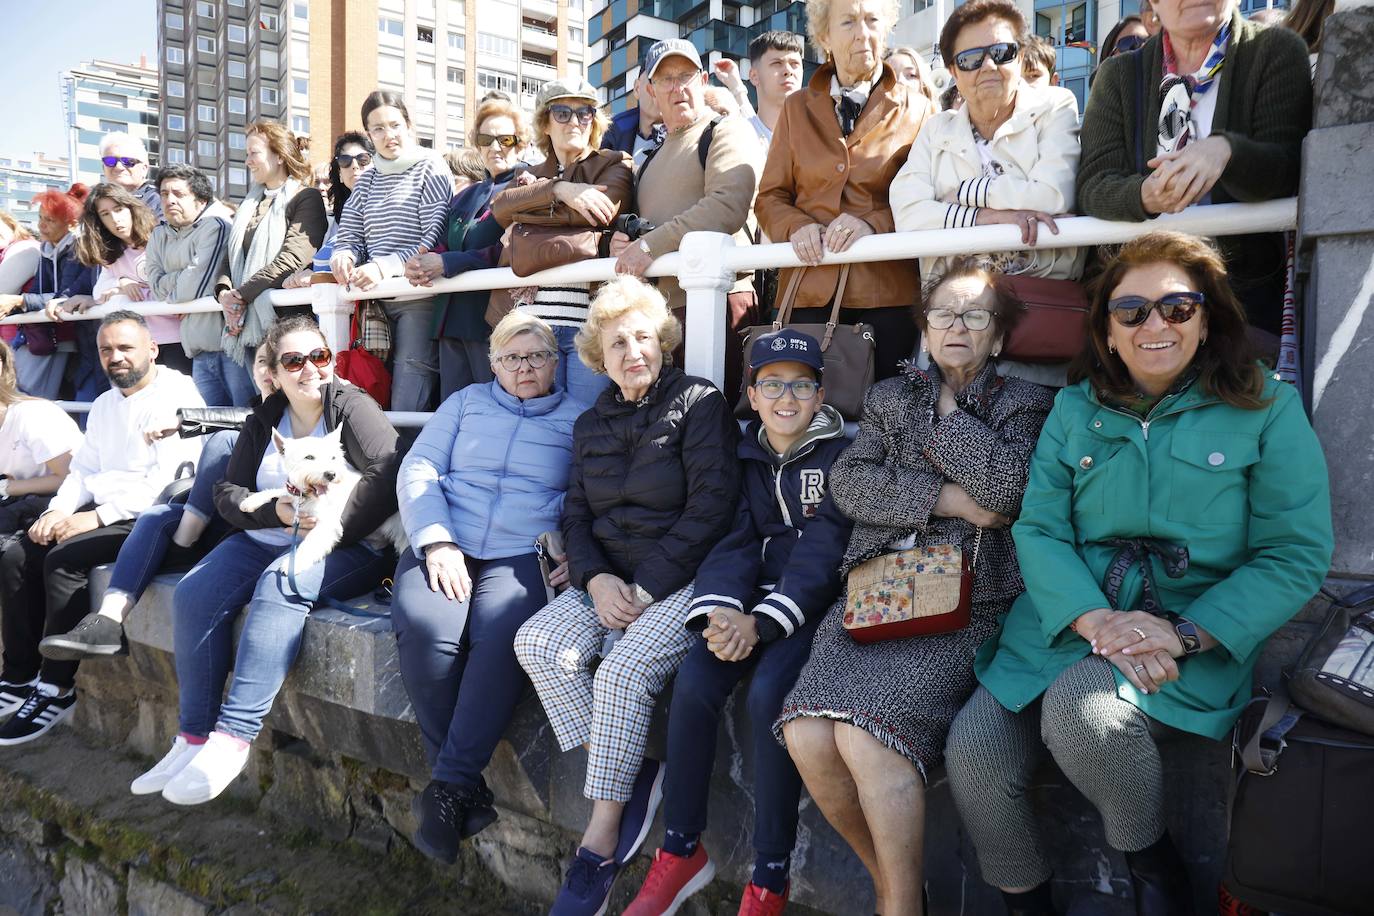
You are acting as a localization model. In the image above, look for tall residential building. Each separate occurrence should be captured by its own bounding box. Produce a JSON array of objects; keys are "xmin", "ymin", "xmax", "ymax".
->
[
  {"xmin": 588, "ymin": 0, "xmax": 816, "ymax": 114},
  {"xmin": 0, "ymin": 153, "xmax": 72, "ymax": 228},
  {"xmin": 157, "ymin": 0, "xmax": 589, "ymax": 201},
  {"xmin": 61, "ymin": 58, "xmax": 162, "ymax": 188}
]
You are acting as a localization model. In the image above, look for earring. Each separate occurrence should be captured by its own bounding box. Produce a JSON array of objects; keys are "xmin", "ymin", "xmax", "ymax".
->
[
  {"xmin": 1108, "ymin": 342, "xmax": 1117, "ymax": 354},
  {"xmin": 992, "ymin": 348, "xmax": 1001, "ymax": 357}
]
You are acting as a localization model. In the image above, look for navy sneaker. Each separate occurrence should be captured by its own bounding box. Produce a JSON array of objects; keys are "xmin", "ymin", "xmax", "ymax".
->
[
  {"xmin": 0, "ymin": 680, "xmax": 36, "ymax": 718},
  {"xmin": 0, "ymin": 687, "xmax": 75, "ymax": 745},
  {"xmin": 551, "ymin": 846, "xmax": 620, "ymax": 916},
  {"xmin": 613, "ymin": 758, "xmax": 665, "ymax": 865}
]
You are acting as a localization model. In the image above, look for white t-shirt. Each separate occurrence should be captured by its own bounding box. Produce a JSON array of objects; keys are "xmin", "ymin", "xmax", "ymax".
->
[
  {"xmin": 247, "ymin": 413, "xmax": 325, "ymax": 548},
  {"xmin": 0, "ymin": 399, "xmax": 83, "ymax": 481}
]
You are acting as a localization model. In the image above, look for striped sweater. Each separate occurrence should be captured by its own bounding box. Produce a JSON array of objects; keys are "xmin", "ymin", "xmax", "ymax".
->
[{"xmin": 330, "ymin": 156, "xmax": 451, "ymax": 280}]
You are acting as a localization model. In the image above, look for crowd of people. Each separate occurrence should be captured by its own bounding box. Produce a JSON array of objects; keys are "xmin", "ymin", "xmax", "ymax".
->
[{"xmin": 0, "ymin": 0, "xmax": 1341, "ymax": 913}]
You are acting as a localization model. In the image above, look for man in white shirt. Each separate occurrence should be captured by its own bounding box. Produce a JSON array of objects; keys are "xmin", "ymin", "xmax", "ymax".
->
[
  {"xmin": 711, "ymin": 30, "xmax": 805, "ymax": 147},
  {"xmin": 0, "ymin": 311, "xmax": 204, "ymax": 745}
]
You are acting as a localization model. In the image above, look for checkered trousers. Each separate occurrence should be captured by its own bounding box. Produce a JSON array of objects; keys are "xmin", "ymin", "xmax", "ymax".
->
[{"xmin": 514, "ymin": 583, "xmax": 695, "ymax": 802}]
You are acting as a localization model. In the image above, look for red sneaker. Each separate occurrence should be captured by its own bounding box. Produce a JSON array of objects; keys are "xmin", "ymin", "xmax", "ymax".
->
[
  {"xmin": 738, "ymin": 881, "xmax": 790, "ymax": 916},
  {"xmin": 624, "ymin": 846, "xmax": 716, "ymax": 916}
]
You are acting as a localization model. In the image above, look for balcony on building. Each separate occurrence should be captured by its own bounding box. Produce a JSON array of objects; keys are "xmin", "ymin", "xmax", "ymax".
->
[{"xmin": 522, "ymin": 18, "xmax": 560, "ymax": 53}]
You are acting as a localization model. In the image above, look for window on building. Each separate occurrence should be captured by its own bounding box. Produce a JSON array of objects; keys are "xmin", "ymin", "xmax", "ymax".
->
[
  {"xmin": 261, "ymin": 87, "xmax": 279, "ymax": 104},
  {"xmin": 167, "ymin": 114, "xmax": 186, "ymax": 131},
  {"xmin": 229, "ymin": 24, "xmax": 247, "ymax": 43},
  {"xmin": 414, "ymin": 95, "xmax": 436, "ymax": 114},
  {"xmin": 165, "ymin": 148, "xmax": 187, "ymax": 164},
  {"xmin": 293, "ymin": 2, "xmax": 308, "ymax": 18},
  {"xmin": 449, "ymin": 1, "xmax": 466, "ymax": 19},
  {"xmin": 379, "ymin": 16, "xmax": 403, "ymax": 36},
  {"xmin": 197, "ymin": 139, "xmax": 217, "ymax": 158},
  {"xmin": 197, "ymin": 103, "xmax": 217, "ymax": 122},
  {"xmin": 228, "ymin": 60, "xmax": 246, "ymax": 78},
  {"xmin": 261, "ymin": 49, "xmax": 279, "ymax": 69},
  {"xmin": 567, "ymin": 0, "xmax": 583, "ymax": 9},
  {"xmin": 98, "ymin": 91, "xmax": 128, "ymax": 108},
  {"xmin": 569, "ymin": 26, "xmax": 584, "ymax": 43},
  {"xmin": 418, "ymin": 26, "xmax": 435, "ymax": 42},
  {"xmin": 228, "ymin": 131, "xmax": 246, "ymax": 149},
  {"xmin": 476, "ymin": 69, "xmax": 517, "ymax": 94},
  {"xmin": 228, "ymin": 95, "xmax": 246, "ymax": 114},
  {"xmin": 447, "ymin": 101, "xmax": 465, "ymax": 120},
  {"xmin": 206, "ymin": 174, "xmax": 218, "ymax": 192},
  {"xmin": 230, "ymin": 166, "xmax": 248, "ymax": 186},
  {"xmin": 520, "ymin": 76, "xmax": 546, "ymax": 98},
  {"xmin": 293, "ymin": 77, "xmax": 308, "ymax": 96},
  {"xmin": 197, "ymin": 36, "xmax": 216, "ymax": 54},
  {"xmin": 166, "ymin": 11, "xmax": 184, "ymax": 29},
  {"xmin": 478, "ymin": 33, "xmax": 517, "ymax": 58},
  {"xmin": 418, "ymin": 136, "xmax": 434, "ymax": 148},
  {"xmin": 196, "ymin": 1, "xmax": 215, "ymax": 18},
  {"xmin": 98, "ymin": 118, "xmax": 124, "ymax": 134},
  {"xmin": 229, "ymin": 0, "xmax": 245, "ymax": 6},
  {"xmin": 379, "ymin": 54, "xmax": 405, "ymax": 84},
  {"xmin": 167, "ymin": 79, "xmax": 185, "ymax": 98},
  {"xmin": 417, "ymin": 62, "xmax": 436, "ymax": 85},
  {"xmin": 291, "ymin": 115, "xmax": 310, "ymax": 133},
  {"xmin": 447, "ymin": 66, "xmax": 465, "ymax": 85},
  {"xmin": 166, "ymin": 47, "xmax": 184, "ymax": 64},
  {"xmin": 448, "ymin": 32, "xmax": 465, "ymax": 52}
]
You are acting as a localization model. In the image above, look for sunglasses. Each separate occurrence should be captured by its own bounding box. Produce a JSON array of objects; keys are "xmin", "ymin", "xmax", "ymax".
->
[
  {"xmin": 493, "ymin": 350, "xmax": 555, "ymax": 371},
  {"xmin": 954, "ymin": 41, "xmax": 1020, "ymax": 72},
  {"xmin": 549, "ymin": 104, "xmax": 597, "ymax": 125},
  {"xmin": 476, "ymin": 133, "xmax": 520, "ymax": 150},
  {"xmin": 1114, "ymin": 34, "xmax": 1146, "ymax": 53},
  {"xmin": 336, "ymin": 152, "xmax": 373, "ymax": 168},
  {"xmin": 754, "ymin": 379, "xmax": 819, "ymax": 401},
  {"xmin": 102, "ymin": 156, "xmax": 142, "ymax": 169},
  {"xmin": 1107, "ymin": 292, "xmax": 1205, "ymax": 327},
  {"xmin": 925, "ymin": 307, "xmax": 994, "ymax": 331},
  {"xmin": 278, "ymin": 347, "xmax": 334, "ymax": 372}
]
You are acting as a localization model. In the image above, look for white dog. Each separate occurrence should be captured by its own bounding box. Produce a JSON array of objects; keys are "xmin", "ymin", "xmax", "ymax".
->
[{"xmin": 239, "ymin": 426, "xmax": 407, "ymax": 571}]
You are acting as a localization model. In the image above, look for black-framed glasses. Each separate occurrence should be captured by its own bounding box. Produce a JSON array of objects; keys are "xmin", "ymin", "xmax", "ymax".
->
[
  {"xmin": 953, "ymin": 41, "xmax": 1020, "ymax": 72},
  {"xmin": 336, "ymin": 152, "xmax": 373, "ymax": 168},
  {"xmin": 1114, "ymin": 34, "xmax": 1146, "ymax": 54},
  {"xmin": 476, "ymin": 133, "xmax": 520, "ymax": 150},
  {"xmin": 279, "ymin": 347, "xmax": 333, "ymax": 372},
  {"xmin": 925, "ymin": 308, "xmax": 994, "ymax": 331},
  {"xmin": 754, "ymin": 379, "xmax": 819, "ymax": 400},
  {"xmin": 1107, "ymin": 292, "xmax": 1205, "ymax": 327},
  {"xmin": 493, "ymin": 350, "xmax": 555, "ymax": 371},
  {"xmin": 549, "ymin": 104, "xmax": 597, "ymax": 125},
  {"xmin": 101, "ymin": 156, "xmax": 142, "ymax": 169}
]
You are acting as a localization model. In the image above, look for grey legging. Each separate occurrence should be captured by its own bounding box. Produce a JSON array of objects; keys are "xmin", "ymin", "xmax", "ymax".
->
[{"xmin": 944, "ymin": 655, "xmax": 1173, "ymax": 889}]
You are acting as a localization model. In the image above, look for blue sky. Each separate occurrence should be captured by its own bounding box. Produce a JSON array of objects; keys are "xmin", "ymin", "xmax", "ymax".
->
[{"xmin": 0, "ymin": 0, "xmax": 157, "ymax": 158}]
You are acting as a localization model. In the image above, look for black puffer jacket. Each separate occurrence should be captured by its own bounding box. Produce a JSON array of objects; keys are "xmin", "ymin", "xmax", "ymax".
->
[{"xmin": 563, "ymin": 366, "xmax": 740, "ymax": 600}]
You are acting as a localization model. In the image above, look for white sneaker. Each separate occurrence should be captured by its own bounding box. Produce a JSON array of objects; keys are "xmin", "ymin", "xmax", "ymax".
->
[
  {"xmin": 160, "ymin": 732, "xmax": 251, "ymax": 805},
  {"xmin": 131, "ymin": 736, "xmax": 201, "ymax": 795}
]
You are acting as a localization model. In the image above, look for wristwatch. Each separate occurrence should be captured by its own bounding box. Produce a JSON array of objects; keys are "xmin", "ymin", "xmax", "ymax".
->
[
  {"xmin": 637, "ymin": 240, "xmax": 652, "ymax": 257},
  {"xmin": 634, "ymin": 584, "xmax": 654, "ymax": 605},
  {"xmin": 1174, "ymin": 617, "xmax": 1202, "ymax": 656}
]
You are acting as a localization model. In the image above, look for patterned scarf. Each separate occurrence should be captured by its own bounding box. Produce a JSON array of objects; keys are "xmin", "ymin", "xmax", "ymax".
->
[{"xmin": 1157, "ymin": 21, "xmax": 1231, "ymax": 156}]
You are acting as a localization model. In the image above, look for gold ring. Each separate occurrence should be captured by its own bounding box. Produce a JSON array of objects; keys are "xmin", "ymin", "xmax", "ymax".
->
[{"xmin": 1131, "ymin": 626, "xmax": 1147, "ymax": 641}]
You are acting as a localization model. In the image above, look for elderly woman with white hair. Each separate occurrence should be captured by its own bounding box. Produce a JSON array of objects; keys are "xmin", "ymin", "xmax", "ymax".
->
[
  {"xmin": 514, "ymin": 276, "xmax": 739, "ymax": 915},
  {"xmin": 392, "ymin": 311, "xmax": 587, "ymax": 865}
]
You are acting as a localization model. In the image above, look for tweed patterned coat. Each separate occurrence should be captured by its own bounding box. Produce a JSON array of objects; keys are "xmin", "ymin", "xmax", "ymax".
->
[{"xmin": 776, "ymin": 361, "xmax": 1053, "ymax": 775}]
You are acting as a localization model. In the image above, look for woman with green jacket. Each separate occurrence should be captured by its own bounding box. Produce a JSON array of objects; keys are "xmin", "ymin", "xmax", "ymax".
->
[{"xmin": 944, "ymin": 231, "xmax": 1333, "ymax": 916}]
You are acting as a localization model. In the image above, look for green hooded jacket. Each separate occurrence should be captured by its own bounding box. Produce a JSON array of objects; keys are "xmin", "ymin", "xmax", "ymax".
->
[{"xmin": 974, "ymin": 373, "xmax": 1333, "ymax": 740}]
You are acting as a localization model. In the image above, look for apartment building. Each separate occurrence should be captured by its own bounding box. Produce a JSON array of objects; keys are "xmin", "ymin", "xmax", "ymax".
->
[
  {"xmin": 0, "ymin": 153, "xmax": 72, "ymax": 229},
  {"xmin": 158, "ymin": 0, "xmax": 588, "ymax": 201},
  {"xmin": 61, "ymin": 58, "xmax": 162, "ymax": 188}
]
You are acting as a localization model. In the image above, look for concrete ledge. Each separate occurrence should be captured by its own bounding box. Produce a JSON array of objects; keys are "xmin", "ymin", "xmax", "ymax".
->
[{"xmin": 59, "ymin": 566, "xmax": 1330, "ymax": 913}]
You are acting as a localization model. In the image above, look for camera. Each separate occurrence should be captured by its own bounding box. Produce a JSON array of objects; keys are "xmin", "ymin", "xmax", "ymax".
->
[{"xmin": 613, "ymin": 213, "xmax": 656, "ymax": 241}]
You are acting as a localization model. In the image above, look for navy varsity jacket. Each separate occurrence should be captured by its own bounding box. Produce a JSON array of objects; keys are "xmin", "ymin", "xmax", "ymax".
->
[{"xmin": 686, "ymin": 404, "xmax": 853, "ymax": 641}]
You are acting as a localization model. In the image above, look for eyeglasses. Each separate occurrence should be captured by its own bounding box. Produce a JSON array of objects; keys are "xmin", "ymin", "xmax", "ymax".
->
[
  {"xmin": 549, "ymin": 104, "xmax": 597, "ymax": 125},
  {"xmin": 1114, "ymin": 34, "xmax": 1146, "ymax": 53},
  {"xmin": 1108, "ymin": 292, "xmax": 1204, "ymax": 327},
  {"xmin": 925, "ymin": 308, "xmax": 994, "ymax": 331},
  {"xmin": 476, "ymin": 133, "xmax": 520, "ymax": 150},
  {"xmin": 651, "ymin": 72, "xmax": 699, "ymax": 89},
  {"xmin": 493, "ymin": 350, "xmax": 555, "ymax": 371},
  {"xmin": 101, "ymin": 156, "xmax": 142, "ymax": 169},
  {"xmin": 754, "ymin": 379, "xmax": 819, "ymax": 400},
  {"xmin": 953, "ymin": 42, "xmax": 1020, "ymax": 72},
  {"xmin": 336, "ymin": 152, "xmax": 373, "ymax": 168},
  {"xmin": 278, "ymin": 347, "xmax": 333, "ymax": 372}
]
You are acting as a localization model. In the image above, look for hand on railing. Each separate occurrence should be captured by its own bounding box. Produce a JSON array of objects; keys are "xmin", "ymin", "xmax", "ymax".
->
[
  {"xmin": 974, "ymin": 209, "xmax": 1062, "ymax": 246},
  {"xmin": 218, "ymin": 289, "xmax": 247, "ymax": 336},
  {"xmin": 46, "ymin": 294, "xmax": 94, "ymax": 322},
  {"xmin": 329, "ymin": 250, "xmax": 357, "ymax": 287},
  {"xmin": 404, "ymin": 248, "xmax": 445, "ymax": 287}
]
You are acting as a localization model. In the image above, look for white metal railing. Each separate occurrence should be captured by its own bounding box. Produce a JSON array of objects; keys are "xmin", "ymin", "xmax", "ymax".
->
[{"xmin": 4, "ymin": 199, "xmax": 1297, "ymax": 417}]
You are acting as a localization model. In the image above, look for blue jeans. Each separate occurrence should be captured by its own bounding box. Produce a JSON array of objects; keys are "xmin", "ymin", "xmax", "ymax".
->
[
  {"xmin": 663, "ymin": 617, "xmax": 818, "ymax": 859},
  {"xmin": 438, "ymin": 336, "xmax": 492, "ymax": 402},
  {"xmin": 192, "ymin": 351, "xmax": 257, "ymax": 407},
  {"xmin": 553, "ymin": 324, "xmax": 608, "ymax": 407},
  {"xmin": 172, "ymin": 531, "xmax": 392, "ymax": 741},
  {"xmin": 391, "ymin": 549, "xmax": 546, "ymax": 788},
  {"xmin": 385, "ymin": 297, "xmax": 439, "ymax": 411},
  {"xmin": 106, "ymin": 430, "xmax": 237, "ymax": 601}
]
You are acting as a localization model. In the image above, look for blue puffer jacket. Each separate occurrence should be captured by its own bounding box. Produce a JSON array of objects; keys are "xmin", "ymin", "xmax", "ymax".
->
[{"xmin": 397, "ymin": 379, "xmax": 588, "ymax": 560}]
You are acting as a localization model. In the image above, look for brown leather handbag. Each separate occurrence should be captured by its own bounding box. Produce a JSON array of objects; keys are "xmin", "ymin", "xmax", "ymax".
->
[
  {"xmin": 735, "ymin": 266, "xmax": 875, "ymax": 420},
  {"xmin": 507, "ymin": 224, "xmax": 613, "ymax": 277},
  {"xmin": 1002, "ymin": 275, "xmax": 1090, "ymax": 363}
]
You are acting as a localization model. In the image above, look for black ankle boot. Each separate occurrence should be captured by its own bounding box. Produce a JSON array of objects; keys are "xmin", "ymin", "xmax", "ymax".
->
[
  {"xmin": 412, "ymin": 779, "xmax": 499, "ymax": 865},
  {"xmin": 1001, "ymin": 880, "xmax": 1058, "ymax": 916},
  {"xmin": 457, "ymin": 777, "xmax": 498, "ymax": 840},
  {"xmin": 1123, "ymin": 834, "xmax": 1193, "ymax": 916}
]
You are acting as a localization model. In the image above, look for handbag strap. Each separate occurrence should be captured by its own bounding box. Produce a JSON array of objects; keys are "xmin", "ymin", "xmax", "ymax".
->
[
  {"xmin": 821, "ymin": 266, "xmax": 850, "ymax": 350},
  {"xmin": 773, "ymin": 267, "xmax": 806, "ymax": 328},
  {"xmin": 1237, "ymin": 683, "xmax": 1302, "ymax": 776},
  {"xmin": 773, "ymin": 265, "xmax": 851, "ymax": 351}
]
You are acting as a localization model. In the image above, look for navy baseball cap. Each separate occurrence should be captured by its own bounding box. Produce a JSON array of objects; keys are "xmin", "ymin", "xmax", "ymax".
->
[{"xmin": 749, "ymin": 329, "xmax": 824, "ymax": 377}]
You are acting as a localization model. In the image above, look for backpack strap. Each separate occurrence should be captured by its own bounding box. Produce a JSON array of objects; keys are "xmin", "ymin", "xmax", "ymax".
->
[
  {"xmin": 697, "ymin": 114, "xmax": 725, "ymax": 169},
  {"xmin": 1237, "ymin": 683, "xmax": 1303, "ymax": 776}
]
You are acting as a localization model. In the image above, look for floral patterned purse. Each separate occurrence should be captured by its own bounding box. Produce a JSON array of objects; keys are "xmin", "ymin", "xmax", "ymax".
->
[{"xmin": 842, "ymin": 530, "xmax": 982, "ymax": 643}]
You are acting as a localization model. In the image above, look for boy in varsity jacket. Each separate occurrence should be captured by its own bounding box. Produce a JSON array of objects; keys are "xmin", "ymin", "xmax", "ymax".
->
[{"xmin": 625, "ymin": 329, "xmax": 852, "ymax": 916}]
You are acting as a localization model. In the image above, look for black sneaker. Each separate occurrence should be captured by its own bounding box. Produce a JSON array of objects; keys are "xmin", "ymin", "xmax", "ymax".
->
[
  {"xmin": 0, "ymin": 680, "xmax": 36, "ymax": 718},
  {"xmin": 411, "ymin": 779, "xmax": 499, "ymax": 864},
  {"xmin": 39, "ymin": 613, "xmax": 127, "ymax": 660},
  {"xmin": 0, "ymin": 688, "xmax": 76, "ymax": 745}
]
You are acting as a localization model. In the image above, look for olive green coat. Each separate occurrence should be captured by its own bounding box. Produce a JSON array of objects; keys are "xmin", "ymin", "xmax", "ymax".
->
[{"xmin": 974, "ymin": 374, "xmax": 1333, "ymax": 739}]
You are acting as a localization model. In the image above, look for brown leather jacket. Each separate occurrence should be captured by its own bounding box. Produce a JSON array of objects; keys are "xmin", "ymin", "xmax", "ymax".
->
[
  {"xmin": 755, "ymin": 62, "xmax": 933, "ymax": 312},
  {"xmin": 490, "ymin": 147, "xmax": 634, "ymax": 228}
]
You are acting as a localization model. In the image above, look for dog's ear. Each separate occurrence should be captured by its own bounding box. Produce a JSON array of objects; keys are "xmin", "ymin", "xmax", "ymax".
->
[
  {"xmin": 271, "ymin": 427, "xmax": 289, "ymax": 454},
  {"xmin": 324, "ymin": 425, "xmax": 345, "ymax": 445}
]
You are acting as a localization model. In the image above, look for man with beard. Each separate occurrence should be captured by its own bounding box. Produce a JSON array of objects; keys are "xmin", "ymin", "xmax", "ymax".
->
[{"xmin": 0, "ymin": 312, "xmax": 203, "ymax": 745}]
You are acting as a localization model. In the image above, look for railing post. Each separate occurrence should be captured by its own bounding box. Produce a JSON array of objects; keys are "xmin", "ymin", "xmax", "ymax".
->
[
  {"xmin": 676, "ymin": 230, "xmax": 737, "ymax": 390},
  {"xmin": 310, "ymin": 283, "xmax": 351, "ymax": 355}
]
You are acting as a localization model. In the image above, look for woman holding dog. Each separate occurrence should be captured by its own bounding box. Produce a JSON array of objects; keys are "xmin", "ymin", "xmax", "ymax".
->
[
  {"xmin": 133, "ymin": 315, "xmax": 400, "ymax": 805},
  {"xmin": 392, "ymin": 311, "xmax": 587, "ymax": 865}
]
